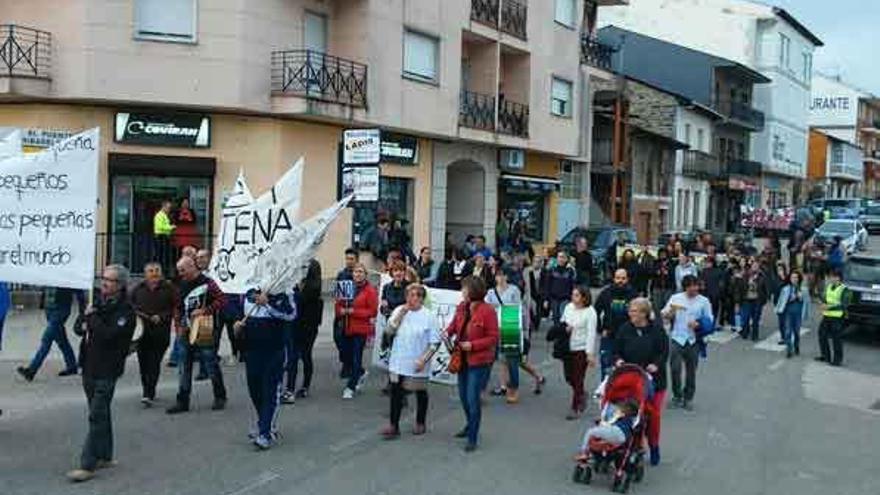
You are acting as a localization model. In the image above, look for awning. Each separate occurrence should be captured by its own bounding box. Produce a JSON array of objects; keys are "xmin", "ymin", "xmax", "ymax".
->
[{"xmin": 500, "ymin": 174, "xmax": 561, "ymax": 193}]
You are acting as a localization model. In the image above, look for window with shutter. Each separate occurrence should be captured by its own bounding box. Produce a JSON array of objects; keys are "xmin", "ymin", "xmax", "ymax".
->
[
  {"xmin": 403, "ymin": 31, "xmax": 439, "ymax": 83},
  {"xmin": 551, "ymin": 77, "xmax": 572, "ymax": 117},
  {"xmin": 136, "ymin": 0, "xmax": 197, "ymax": 42}
]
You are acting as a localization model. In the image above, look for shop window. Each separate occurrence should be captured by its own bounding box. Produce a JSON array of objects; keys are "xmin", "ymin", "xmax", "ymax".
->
[
  {"xmin": 353, "ymin": 177, "xmax": 415, "ymax": 256},
  {"xmin": 403, "ymin": 30, "xmax": 439, "ymax": 83},
  {"xmin": 135, "ymin": 0, "xmax": 197, "ymax": 42},
  {"xmin": 559, "ymin": 160, "xmax": 582, "ymax": 199},
  {"xmin": 500, "ymin": 193, "xmax": 547, "ymax": 244}
]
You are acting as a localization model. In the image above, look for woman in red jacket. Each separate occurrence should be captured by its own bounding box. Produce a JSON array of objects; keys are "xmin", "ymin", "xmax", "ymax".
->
[
  {"xmin": 446, "ymin": 275, "xmax": 499, "ymax": 452},
  {"xmin": 336, "ymin": 264, "xmax": 379, "ymax": 399}
]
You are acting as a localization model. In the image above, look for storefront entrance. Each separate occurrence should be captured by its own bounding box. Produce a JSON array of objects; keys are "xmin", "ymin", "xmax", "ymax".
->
[
  {"xmin": 106, "ymin": 154, "xmax": 215, "ymax": 274},
  {"xmin": 352, "ymin": 176, "xmax": 414, "ymax": 257}
]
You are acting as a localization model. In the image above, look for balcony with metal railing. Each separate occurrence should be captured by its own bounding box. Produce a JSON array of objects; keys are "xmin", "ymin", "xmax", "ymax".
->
[
  {"xmin": 727, "ymin": 157, "xmax": 763, "ymax": 176},
  {"xmin": 470, "ymin": 0, "xmax": 527, "ymax": 40},
  {"xmin": 682, "ymin": 150, "xmax": 725, "ymax": 179},
  {"xmin": 459, "ymin": 90, "xmax": 496, "ymax": 132},
  {"xmin": 580, "ymin": 36, "xmax": 615, "ymax": 70},
  {"xmin": 497, "ymin": 98, "xmax": 529, "ymax": 137},
  {"xmin": 715, "ymin": 98, "xmax": 765, "ymax": 132},
  {"xmin": 0, "ymin": 24, "xmax": 51, "ymax": 96},
  {"xmin": 271, "ymin": 49, "xmax": 368, "ymax": 108}
]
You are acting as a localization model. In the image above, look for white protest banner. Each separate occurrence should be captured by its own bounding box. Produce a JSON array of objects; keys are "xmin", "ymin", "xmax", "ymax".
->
[
  {"xmin": 0, "ymin": 128, "xmax": 21, "ymax": 160},
  {"xmin": 211, "ymin": 159, "xmax": 304, "ymax": 293},
  {"xmin": 0, "ymin": 128, "xmax": 99, "ymax": 289},
  {"xmin": 371, "ymin": 280, "xmax": 462, "ymax": 386}
]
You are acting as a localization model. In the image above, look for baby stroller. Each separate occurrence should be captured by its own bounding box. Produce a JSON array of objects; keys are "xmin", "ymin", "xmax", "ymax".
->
[{"xmin": 572, "ymin": 364, "xmax": 651, "ymax": 493}]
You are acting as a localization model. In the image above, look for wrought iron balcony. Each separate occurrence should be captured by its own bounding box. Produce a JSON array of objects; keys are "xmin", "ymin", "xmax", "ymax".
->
[
  {"xmin": 271, "ymin": 49, "xmax": 367, "ymax": 108},
  {"xmin": 581, "ymin": 36, "xmax": 614, "ymax": 70},
  {"xmin": 500, "ymin": 0, "xmax": 528, "ymax": 40},
  {"xmin": 727, "ymin": 158, "xmax": 763, "ymax": 176},
  {"xmin": 459, "ymin": 91, "xmax": 496, "ymax": 132},
  {"xmin": 471, "ymin": 0, "xmax": 500, "ymax": 28},
  {"xmin": 0, "ymin": 25, "xmax": 51, "ymax": 79},
  {"xmin": 682, "ymin": 151, "xmax": 724, "ymax": 179},
  {"xmin": 497, "ymin": 98, "xmax": 529, "ymax": 137},
  {"xmin": 715, "ymin": 98, "xmax": 765, "ymax": 131}
]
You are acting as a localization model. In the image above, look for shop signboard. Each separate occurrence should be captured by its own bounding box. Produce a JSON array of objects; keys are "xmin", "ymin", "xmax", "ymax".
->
[
  {"xmin": 379, "ymin": 132, "xmax": 419, "ymax": 165},
  {"xmin": 340, "ymin": 165, "xmax": 380, "ymax": 203},
  {"xmin": 114, "ymin": 111, "xmax": 211, "ymax": 148},
  {"xmin": 343, "ymin": 129, "xmax": 381, "ymax": 164},
  {"xmin": 0, "ymin": 128, "xmax": 99, "ymax": 290}
]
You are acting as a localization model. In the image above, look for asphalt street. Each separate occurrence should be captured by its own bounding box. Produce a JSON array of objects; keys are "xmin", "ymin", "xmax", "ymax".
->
[{"xmin": 1, "ymin": 238, "xmax": 878, "ymax": 495}]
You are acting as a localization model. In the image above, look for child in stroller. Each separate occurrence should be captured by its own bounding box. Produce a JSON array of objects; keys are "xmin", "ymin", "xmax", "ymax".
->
[{"xmin": 573, "ymin": 364, "xmax": 651, "ymax": 493}]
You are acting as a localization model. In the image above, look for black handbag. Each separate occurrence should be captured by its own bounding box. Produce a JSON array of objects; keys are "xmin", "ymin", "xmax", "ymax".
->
[{"xmin": 546, "ymin": 322, "xmax": 570, "ymax": 360}]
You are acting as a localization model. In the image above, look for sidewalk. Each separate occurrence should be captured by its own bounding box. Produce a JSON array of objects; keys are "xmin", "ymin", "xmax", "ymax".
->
[{"xmin": 0, "ymin": 299, "xmax": 339, "ymax": 363}]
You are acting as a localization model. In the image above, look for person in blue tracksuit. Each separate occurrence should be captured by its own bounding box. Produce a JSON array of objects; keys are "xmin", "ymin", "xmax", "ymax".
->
[{"xmin": 235, "ymin": 288, "xmax": 296, "ymax": 450}]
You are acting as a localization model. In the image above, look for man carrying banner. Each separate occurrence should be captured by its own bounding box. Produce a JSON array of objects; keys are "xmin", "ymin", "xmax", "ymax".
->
[
  {"xmin": 167, "ymin": 257, "xmax": 228, "ymax": 414},
  {"xmin": 234, "ymin": 287, "xmax": 296, "ymax": 450}
]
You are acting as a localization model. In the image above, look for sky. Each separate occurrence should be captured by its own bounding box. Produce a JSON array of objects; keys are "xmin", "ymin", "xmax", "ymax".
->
[{"xmin": 770, "ymin": 0, "xmax": 880, "ymax": 93}]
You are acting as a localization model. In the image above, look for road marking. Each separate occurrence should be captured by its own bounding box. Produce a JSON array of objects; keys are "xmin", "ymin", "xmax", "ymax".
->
[
  {"xmin": 802, "ymin": 362, "xmax": 880, "ymax": 415},
  {"xmin": 754, "ymin": 328, "xmax": 811, "ymax": 352},
  {"xmin": 223, "ymin": 471, "xmax": 280, "ymax": 495},
  {"xmin": 706, "ymin": 331, "xmax": 739, "ymax": 344},
  {"xmin": 767, "ymin": 359, "xmax": 786, "ymax": 371}
]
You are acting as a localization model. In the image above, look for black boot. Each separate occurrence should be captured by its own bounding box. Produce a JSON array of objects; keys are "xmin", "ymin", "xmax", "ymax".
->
[{"xmin": 166, "ymin": 402, "xmax": 190, "ymax": 414}]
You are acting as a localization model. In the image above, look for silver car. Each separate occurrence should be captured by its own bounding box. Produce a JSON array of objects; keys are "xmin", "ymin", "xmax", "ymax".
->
[
  {"xmin": 815, "ymin": 219, "xmax": 870, "ymax": 254},
  {"xmin": 858, "ymin": 202, "xmax": 880, "ymax": 234}
]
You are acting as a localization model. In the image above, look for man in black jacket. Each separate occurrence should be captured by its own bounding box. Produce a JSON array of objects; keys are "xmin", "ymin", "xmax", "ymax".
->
[
  {"xmin": 572, "ymin": 236, "xmax": 593, "ymax": 287},
  {"xmin": 334, "ymin": 248, "xmax": 358, "ymax": 378},
  {"xmin": 67, "ymin": 265, "xmax": 136, "ymax": 483},
  {"xmin": 542, "ymin": 251, "xmax": 577, "ymax": 324},
  {"xmin": 595, "ymin": 269, "xmax": 638, "ymax": 379}
]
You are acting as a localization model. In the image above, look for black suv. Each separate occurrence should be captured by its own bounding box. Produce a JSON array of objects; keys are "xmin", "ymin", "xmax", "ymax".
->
[
  {"xmin": 843, "ymin": 255, "xmax": 880, "ymax": 333},
  {"xmin": 557, "ymin": 226, "xmax": 638, "ymax": 286}
]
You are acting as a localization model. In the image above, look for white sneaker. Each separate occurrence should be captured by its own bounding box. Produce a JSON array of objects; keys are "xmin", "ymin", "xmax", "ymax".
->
[
  {"xmin": 356, "ymin": 371, "xmax": 369, "ymax": 391},
  {"xmin": 342, "ymin": 388, "xmax": 355, "ymax": 400},
  {"xmin": 281, "ymin": 390, "xmax": 296, "ymax": 405}
]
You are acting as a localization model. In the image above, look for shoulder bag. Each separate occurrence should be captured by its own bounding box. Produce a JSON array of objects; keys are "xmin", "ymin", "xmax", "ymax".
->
[{"xmin": 446, "ymin": 306, "xmax": 470, "ymax": 374}]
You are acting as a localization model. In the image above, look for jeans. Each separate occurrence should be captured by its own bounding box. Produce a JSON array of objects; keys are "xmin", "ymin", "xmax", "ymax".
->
[
  {"xmin": 457, "ymin": 365, "xmax": 492, "ymax": 446},
  {"xmin": 291, "ymin": 324, "xmax": 318, "ymax": 390},
  {"xmin": 345, "ymin": 335, "xmax": 367, "ymax": 391},
  {"xmin": 176, "ymin": 337, "xmax": 226, "ymax": 406},
  {"xmin": 599, "ymin": 336, "xmax": 615, "ymax": 381},
  {"xmin": 503, "ymin": 353, "xmax": 520, "ymax": 390},
  {"xmin": 80, "ymin": 376, "xmax": 117, "ymax": 471},
  {"xmin": 550, "ymin": 298, "xmax": 567, "ymax": 324},
  {"xmin": 739, "ymin": 301, "xmax": 763, "ymax": 341},
  {"xmin": 563, "ymin": 351, "xmax": 588, "ymax": 412},
  {"xmin": 169, "ymin": 334, "xmax": 209, "ymax": 374},
  {"xmin": 818, "ymin": 317, "xmax": 844, "ymax": 365},
  {"xmin": 777, "ymin": 312, "xmax": 786, "ymax": 342},
  {"xmin": 136, "ymin": 329, "xmax": 170, "ymax": 400},
  {"xmin": 783, "ymin": 302, "xmax": 804, "ymax": 355},
  {"xmin": 670, "ymin": 340, "xmax": 698, "ymax": 402},
  {"xmin": 29, "ymin": 307, "xmax": 78, "ymax": 373}
]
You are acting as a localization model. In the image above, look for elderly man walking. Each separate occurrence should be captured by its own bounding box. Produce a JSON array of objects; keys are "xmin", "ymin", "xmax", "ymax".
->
[{"xmin": 66, "ymin": 265, "xmax": 136, "ymax": 483}]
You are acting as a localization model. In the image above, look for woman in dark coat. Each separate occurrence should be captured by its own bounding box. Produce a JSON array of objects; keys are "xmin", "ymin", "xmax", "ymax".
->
[{"xmin": 613, "ymin": 297, "xmax": 668, "ymax": 467}]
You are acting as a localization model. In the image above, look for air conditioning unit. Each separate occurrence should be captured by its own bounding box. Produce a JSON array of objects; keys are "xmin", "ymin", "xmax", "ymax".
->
[{"xmin": 499, "ymin": 148, "xmax": 525, "ymax": 170}]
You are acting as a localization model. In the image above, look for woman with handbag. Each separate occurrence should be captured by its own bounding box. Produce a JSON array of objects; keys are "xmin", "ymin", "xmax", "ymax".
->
[
  {"xmin": 380, "ymin": 284, "xmax": 441, "ymax": 439},
  {"xmin": 445, "ymin": 276, "xmax": 499, "ymax": 452},
  {"xmin": 559, "ymin": 286, "xmax": 597, "ymax": 420}
]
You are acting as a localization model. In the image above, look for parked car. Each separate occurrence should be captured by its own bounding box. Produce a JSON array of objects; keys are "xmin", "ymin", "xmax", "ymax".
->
[
  {"xmin": 557, "ymin": 226, "xmax": 638, "ymax": 286},
  {"xmin": 858, "ymin": 201, "xmax": 880, "ymax": 234},
  {"xmin": 828, "ymin": 206, "xmax": 859, "ymax": 220},
  {"xmin": 843, "ymin": 255, "xmax": 880, "ymax": 333},
  {"xmin": 814, "ymin": 219, "xmax": 869, "ymax": 254}
]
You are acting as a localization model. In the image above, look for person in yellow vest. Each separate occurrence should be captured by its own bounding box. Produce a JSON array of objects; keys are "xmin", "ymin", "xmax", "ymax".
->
[
  {"xmin": 815, "ymin": 269, "xmax": 849, "ymax": 367},
  {"xmin": 153, "ymin": 200, "xmax": 176, "ymax": 273}
]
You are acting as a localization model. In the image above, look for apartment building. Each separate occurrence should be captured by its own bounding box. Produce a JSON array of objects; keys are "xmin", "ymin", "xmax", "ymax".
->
[
  {"xmin": 809, "ymin": 72, "xmax": 880, "ymax": 198},
  {"xmin": 0, "ymin": 0, "xmax": 627, "ymax": 273},
  {"xmin": 598, "ymin": 0, "xmax": 823, "ymax": 209},
  {"xmin": 807, "ymin": 130, "xmax": 864, "ymax": 199},
  {"xmin": 596, "ymin": 26, "xmax": 769, "ymax": 234}
]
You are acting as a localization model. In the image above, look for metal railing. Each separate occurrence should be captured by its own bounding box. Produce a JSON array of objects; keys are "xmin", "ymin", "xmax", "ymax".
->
[
  {"xmin": 715, "ymin": 98, "xmax": 765, "ymax": 131},
  {"xmin": 500, "ymin": 0, "xmax": 528, "ymax": 40},
  {"xmin": 829, "ymin": 163, "xmax": 863, "ymax": 178},
  {"xmin": 271, "ymin": 49, "xmax": 368, "ymax": 108},
  {"xmin": 459, "ymin": 90, "xmax": 496, "ymax": 132},
  {"xmin": 0, "ymin": 24, "xmax": 51, "ymax": 78},
  {"xmin": 497, "ymin": 98, "xmax": 529, "ymax": 137},
  {"xmin": 581, "ymin": 36, "xmax": 614, "ymax": 70},
  {"xmin": 727, "ymin": 158, "xmax": 763, "ymax": 176},
  {"xmin": 471, "ymin": 0, "xmax": 500, "ymax": 28},
  {"xmin": 96, "ymin": 232, "xmax": 216, "ymax": 277},
  {"xmin": 682, "ymin": 150, "xmax": 724, "ymax": 179}
]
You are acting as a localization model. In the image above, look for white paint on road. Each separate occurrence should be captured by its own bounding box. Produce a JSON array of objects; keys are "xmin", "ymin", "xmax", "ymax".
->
[
  {"xmin": 223, "ymin": 471, "xmax": 281, "ymax": 495},
  {"xmin": 754, "ymin": 328, "xmax": 811, "ymax": 352},
  {"xmin": 767, "ymin": 359, "xmax": 786, "ymax": 371},
  {"xmin": 706, "ymin": 330, "xmax": 739, "ymax": 344},
  {"xmin": 802, "ymin": 362, "xmax": 880, "ymax": 415}
]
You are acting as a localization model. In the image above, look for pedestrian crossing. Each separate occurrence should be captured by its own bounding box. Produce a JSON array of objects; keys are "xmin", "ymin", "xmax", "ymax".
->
[{"xmin": 703, "ymin": 326, "xmax": 813, "ymax": 353}]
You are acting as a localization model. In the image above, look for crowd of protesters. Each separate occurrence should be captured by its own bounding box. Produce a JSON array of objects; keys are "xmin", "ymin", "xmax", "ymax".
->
[{"xmin": 2, "ymin": 213, "xmax": 857, "ymax": 483}]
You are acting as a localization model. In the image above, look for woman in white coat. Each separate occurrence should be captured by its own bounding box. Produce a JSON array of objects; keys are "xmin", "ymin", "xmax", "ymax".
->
[{"xmin": 560, "ymin": 285, "xmax": 598, "ymax": 420}]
